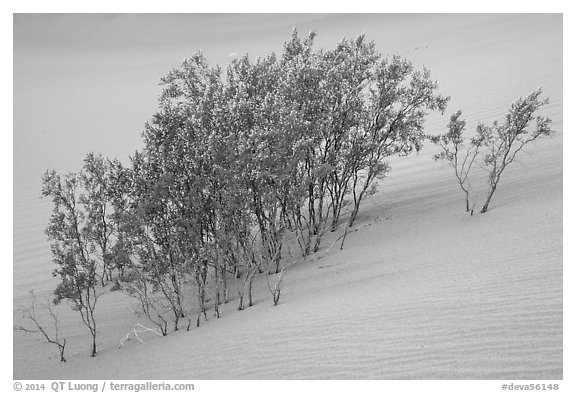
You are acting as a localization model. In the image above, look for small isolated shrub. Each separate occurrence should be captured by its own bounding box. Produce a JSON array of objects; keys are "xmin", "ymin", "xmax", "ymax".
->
[
  {"xmin": 16, "ymin": 291, "xmax": 67, "ymax": 362},
  {"xmin": 476, "ymin": 88, "xmax": 554, "ymax": 213},
  {"xmin": 429, "ymin": 110, "xmax": 483, "ymax": 213}
]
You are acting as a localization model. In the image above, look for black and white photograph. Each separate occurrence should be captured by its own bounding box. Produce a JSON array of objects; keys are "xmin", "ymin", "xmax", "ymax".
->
[{"xmin": 9, "ymin": 7, "xmax": 569, "ymax": 387}]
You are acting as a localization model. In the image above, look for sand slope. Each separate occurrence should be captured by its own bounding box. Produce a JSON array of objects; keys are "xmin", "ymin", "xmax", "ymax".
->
[
  {"xmin": 13, "ymin": 14, "xmax": 563, "ymax": 380},
  {"xmin": 13, "ymin": 130, "xmax": 562, "ymax": 379}
]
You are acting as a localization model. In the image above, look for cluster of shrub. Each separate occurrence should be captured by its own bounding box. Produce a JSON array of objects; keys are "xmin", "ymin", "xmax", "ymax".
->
[{"xmin": 18, "ymin": 30, "xmax": 553, "ymax": 361}]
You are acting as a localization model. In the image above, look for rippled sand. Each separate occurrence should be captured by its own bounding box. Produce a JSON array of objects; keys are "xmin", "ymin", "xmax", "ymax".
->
[{"xmin": 13, "ymin": 14, "xmax": 562, "ymax": 379}]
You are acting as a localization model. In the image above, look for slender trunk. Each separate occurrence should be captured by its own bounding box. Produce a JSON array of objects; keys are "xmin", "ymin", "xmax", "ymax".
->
[
  {"xmin": 349, "ymin": 199, "xmax": 362, "ymax": 227},
  {"xmin": 296, "ymin": 231, "xmax": 307, "ymax": 257},
  {"xmin": 349, "ymin": 171, "xmax": 373, "ymax": 228},
  {"xmin": 330, "ymin": 189, "xmax": 347, "ymax": 232},
  {"xmin": 213, "ymin": 266, "xmax": 220, "ymax": 317},
  {"xmin": 308, "ymin": 187, "xmax": 316, "ymax": 235},
  {"xmin": 173, "ymin": 310, "xmax": 180, "ymax": 332},
  {"xmin": 237, "ymin": 291, "xmax": 244, "ymax": 311},
  {"xmin": 481, "ymin": 185, "xmax": 497, "ymax": 213},
  {"xmin": 214, "ymin": 290, "xmax": 220, "ymax": 319},
  {"xmin": 349, "ymin": 172, "xmax": 362, "ymax": 228},
  {"xmin": 196, "ymin": 287, "xmax": 205, "ymax": 326},
  {"xmin": 59, "ymin": 340, "xmax": 66, "ymax": 362},
  {"xmin": 274, "ymin": 243, "xmax": 282, "ymax": 274},
  {"xmin": 87, "ymin": 295, "xmax": 97, "ymax": 357},
  {"xmin": 313, "ymin": 226, "xmax": 324, "ymax": 253},
  {"xmin": 457, "ymin": 178, "xmax": 471, "ymax": 213},
  {"xmin": 248, "ymin": 279, "xmax": 253, "ymax": 307},
  {"xmin": 159, "ymin": 317, "xmax": 168, "ymax": 336},
  {"xmin": 329, "ymin": 173, "xmax": 348, "ymax": 232},
  {"xmin": 202, "ymin": 297, "xmax": 207, "ymax": 321},
  {"xmin": 340, "ymin": 225, "xmax": 350, "ymax": 250},
  {"xmin": 297, "ymin": 206, "xmax": 303, "ymax": 228},
  {"xmin": 316, "ymin": 190, "xmax": 324, "ymax": 236},
  {"xmin": 330, "ymin": 203, "xmax": 339, "ymax": 232},
  {"xmin": 293, "ymin": 211, "xmax": 309, "ymax": 257},
  {"xmin": 90, "ymin": 330, "xmax": 96, "ymax": 357},
  {"xmin": 171, "ymin": 273, "xmax": 183, "ymax": 329},
  {"xmin": 221, "ymin": 266, "xmax": 228, "ymax": 303},
  {"xmin": 303, "ymin": 231, "xmax": 311, "ymax": 256}
]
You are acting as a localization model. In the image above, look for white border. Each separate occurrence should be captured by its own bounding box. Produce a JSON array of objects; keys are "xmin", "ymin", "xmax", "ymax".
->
[{"xmin": 4, "ymin": 2, "xmax": 572, "ymax": 391}]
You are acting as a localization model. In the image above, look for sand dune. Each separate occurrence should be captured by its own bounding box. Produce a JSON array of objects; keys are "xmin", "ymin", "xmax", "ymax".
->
[
  {"xmin": 13, "ymin": 14, "xmax": 562, "ymax": 380},
  {"xmin": 13, "ymin": 128, "xmax": 562, "ymax": 379}
]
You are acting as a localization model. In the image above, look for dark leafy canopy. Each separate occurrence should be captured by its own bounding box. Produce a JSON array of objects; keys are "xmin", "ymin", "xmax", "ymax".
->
[
  {"xmin": 270, "ymin": 32, "xmax": 449, "ymax": 253},
  {"xmin": 344, "ymin": 55, "xmax": 448, "ymax": 226},
  {"xmin": 42, "ymin": 30, "xmax": 449, "ymax": 340},
  {"xmin": 119, "ymin": 30, "xmax": 447, "ymax": 324}
]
